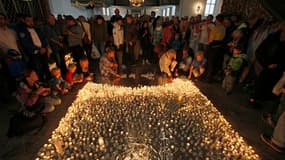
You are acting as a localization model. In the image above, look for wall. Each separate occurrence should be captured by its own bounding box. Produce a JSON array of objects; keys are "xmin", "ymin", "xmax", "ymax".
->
[
  {"xmin": 179, "ymin": 0, "xmax": 223, "ymax": 18},
  {"xmin": 221, "ymin": 0, "xmax": 271, "ymax": 19},
  {"xmin": 49, "ymin": 0, "xmax": 94, "ymax": 18},
  {"xmin": 179, "ymin": 0, "xmax": 206, "ymax": 17}
]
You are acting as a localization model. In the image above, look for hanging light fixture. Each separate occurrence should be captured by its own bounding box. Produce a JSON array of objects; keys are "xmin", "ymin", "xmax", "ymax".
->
[{"xmin": 129, "ymin": 0, "xmax": 144, "ymax": 7}]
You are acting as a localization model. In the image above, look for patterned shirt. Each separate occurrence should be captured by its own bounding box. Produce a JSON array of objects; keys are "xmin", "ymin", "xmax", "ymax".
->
[{"xmin": 99, "ymin": 55, "xmax": 116, "ymax": 77}]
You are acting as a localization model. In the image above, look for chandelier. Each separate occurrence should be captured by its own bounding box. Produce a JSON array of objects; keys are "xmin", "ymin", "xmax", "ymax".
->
[{"xmin": 129, "ymin": 0, "xmax": 144, "ymax": 7}]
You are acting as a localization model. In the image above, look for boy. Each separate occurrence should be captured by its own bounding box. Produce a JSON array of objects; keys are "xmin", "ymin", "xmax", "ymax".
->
[
  {"xmin": 222, "ymin": 46, "xmax": 247, "ymax": 94},
  {"xmin": 78, "ymin": 56, "xmax": 94, "ymax": 81},
  {"xmin": 50, "ymin": 68, "xmax": 69, "ymax": 95}
]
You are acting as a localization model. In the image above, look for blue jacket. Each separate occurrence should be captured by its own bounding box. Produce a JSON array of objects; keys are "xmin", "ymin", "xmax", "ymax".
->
[{"xmin": 17, "ymin": 25, "xmax": 48, "ymax": 55}]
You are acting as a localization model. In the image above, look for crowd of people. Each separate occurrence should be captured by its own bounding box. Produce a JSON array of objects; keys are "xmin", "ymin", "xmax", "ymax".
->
[{"xmin": 0, "ymin": 8, "xmax": 284, "ymax": 152}]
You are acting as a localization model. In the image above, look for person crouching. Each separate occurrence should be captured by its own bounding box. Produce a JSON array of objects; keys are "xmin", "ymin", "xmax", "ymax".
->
[
  {"xmin": 158, "ymin": 49, "xmax": 177, "ymax": 84},
  {"xmin": 99, "ymin": 47, "xmax": 120, "ymax": 85}
]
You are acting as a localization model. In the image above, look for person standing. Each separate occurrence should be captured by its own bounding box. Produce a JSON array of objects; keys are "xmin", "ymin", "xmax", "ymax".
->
[
  {"xmin": 17, "ymin": 14, "xmax": 49, "ymax": 81},
  {"xmin": 42, "ymin": 14, "xmax": 64, "ymax": 70},
  {"xmin": 92, "ymin": 15, "xmax": 108, "ymax": 55},
  {"xmin": 108, "ymin": 8, "xmax": 122, "ymax": 36},
  {"xmin": 78, "ymin": 16, "xmax": 92, "ymax": 57},
  {"xmin": 205, "ymin": 14, "xmax": 226, "ymax": 82},
  {"xmin": 124, "ymin": 15, "xmax": 138, "ymax": 65},
  {"xmin": 65, "ymin": 15, "xmax": 84, "ymax": 65},
  {"xmin": 198, "ymin": 15, "xmax": 214, "ymax": 52},
  {"xmin": 113, "ymin": 17, "xmax": 124, "ymax": 67},
  {"xmin": 139, "ymin": 20, "xmax": 152, "ymax": 65}
]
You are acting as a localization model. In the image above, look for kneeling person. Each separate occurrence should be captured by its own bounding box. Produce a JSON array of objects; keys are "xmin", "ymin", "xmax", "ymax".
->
[{"xmin": 99, "ymin": 47, "xmax": 120, "ymax": 84}]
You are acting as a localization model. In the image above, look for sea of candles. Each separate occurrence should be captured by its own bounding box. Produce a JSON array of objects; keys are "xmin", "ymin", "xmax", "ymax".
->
[{"xmin": 36, "ymin": 79, "xmax": 260, "ymax": 160}]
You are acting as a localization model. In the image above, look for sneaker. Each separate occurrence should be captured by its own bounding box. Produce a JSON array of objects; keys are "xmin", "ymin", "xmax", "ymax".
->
[
  {"xmin": 262, "ymin": 113, "xmax": 275, "ymax": 128},
  {"xmin": 260, "ymin": 134, "xmax": 285, "ymax": 153},
  {"xmin": 42, "ymin": 105, "xmax": 55, "ymax": 113}
]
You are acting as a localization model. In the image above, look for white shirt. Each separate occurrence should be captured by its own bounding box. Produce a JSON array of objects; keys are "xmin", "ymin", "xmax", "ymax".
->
[
  {"xmin": 27, "ymin": 28, "xmax": 42, "ymax": 48},
  {"xmin": 0, "ymin": 27, "xmax": 20, "ymax": 53},
  {"xmin": 159, "ymin": 53, "xmax": 173, "ymax": 77},
  {"xmin": 113, "ymin": 23, "xmax": 124, "ymax": 48},
  {"xmin": 199, "ymin": 23, "xmax": 214, "ymax": 44}
]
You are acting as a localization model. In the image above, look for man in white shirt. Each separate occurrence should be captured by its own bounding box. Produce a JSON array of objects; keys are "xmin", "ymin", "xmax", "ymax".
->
[
  {"xmin": 199, "ymin": 15, "xmax": 214, "ymax": 52},
  {"xmin": 159, "ymin": 49, "xmax": 177, "ymax": 84}
]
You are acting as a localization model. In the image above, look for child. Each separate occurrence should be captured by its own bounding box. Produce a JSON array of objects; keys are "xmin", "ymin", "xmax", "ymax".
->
[
  {"xmin": 188, "ymin": 51, "xmax": 207, "ymax": 80},
  {"xmin": 65, "ymin": 63, "xmax": 83, "ymax": 85},
  {"xmin": 222, "ymin": 46, "xmax": 247, "ymax": 94},
  {"xmin": 178, "ymin": 47, "xmax": 194, "ymax": 76},
  {"xmin": 172, "ymin": 33, "xmax": 182, "ymax": 52},
  {"xmin": 50, "ymin": 68, "xmax": 69, "ymax": 95},
  {"xmin": 78, "ymin": 56, "xmax": 94, "ymax": 81}
]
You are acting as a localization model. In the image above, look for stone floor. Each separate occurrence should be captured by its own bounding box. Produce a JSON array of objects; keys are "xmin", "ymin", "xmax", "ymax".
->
[{"xmin": 0, "ymin": 64, "xmax": 284, "ymax": 160}]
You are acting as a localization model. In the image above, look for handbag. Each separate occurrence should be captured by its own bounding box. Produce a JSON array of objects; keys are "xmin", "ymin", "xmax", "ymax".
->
[
  {"xmin": 91, "ymin": 43, "xmax": 101, "ymax": 59},
  {"xmin": 80, "ymin": 21, "xmax": 91, "ymax": 45}
]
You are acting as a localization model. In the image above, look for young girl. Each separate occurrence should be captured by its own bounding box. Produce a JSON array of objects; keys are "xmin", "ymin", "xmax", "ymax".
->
[
  {"xmin": 188, "ymin": 51, "xmax": 207, "ymax": 80},
  {"xmin": 65, "ymin": 63, "xmax": 83, "ymax": 85},
  {"xmin": 50, "ymin": 68, "xmax": 69, "ymax": 95},
  {"xmin": 140, "ymin": 20, "xmax": 152, "ymax": 65}
]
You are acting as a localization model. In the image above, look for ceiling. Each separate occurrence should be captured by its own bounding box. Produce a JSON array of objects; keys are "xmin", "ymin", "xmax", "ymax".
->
[{"xmin": 71, "ymin": 0, "xmax": 180, "ymax": 7}]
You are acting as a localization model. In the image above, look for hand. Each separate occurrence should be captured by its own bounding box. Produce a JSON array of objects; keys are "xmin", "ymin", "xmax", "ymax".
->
[
  {"xmin": 62, "ymin": 89, "xmax": 68, "ymax": 94},
  {"xmin": 39, "ymin": 48, "xmax": 47, "ymax": 54},
  {"xmin": 188, "ymin": 75, "xmax": 192, "ymax": 80},
  {"xmin": 129, "ymin": 41, "xmax": 133, "ymax": 46},
  {"xmin": 282, "ymin": 88, "xmax": 285, "ymax": 94},
  {"xmin": 115, "ymin": 74, "xmax": 121, "ymax": 78},
  {"xmin": 58, "ymin": 43, "xmax": 64, "ymax": 48},
  {"xmin": 85, "ymin": 76, "xmax": 93, "ymax": 81},
  {"xmin": 58, "ymin": 36, "xmax": 64, "ymax": 40},
  {"xmin": 67, "ymin": 30, "xmax": 73, "ymax": 35},
  {"xmin": 268, "ymin": 64, "xmax": 278, "ymax": 69},
  {"xmin": 37, "ymin": 86, "xmax": 45, "ymax": 94},
  {"xmin": 168, "ymin": 76, "xmax": 173, "ymax": 83}
]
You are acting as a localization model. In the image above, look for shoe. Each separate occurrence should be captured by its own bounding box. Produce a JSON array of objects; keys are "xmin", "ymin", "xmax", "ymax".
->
[
  {"xmin": 42, "ymin": 105, "xmax": 55, "ymax": 113},
  {"xmin": 260, "ymin": 134, "xmax": 285, "ymax": 153},
  {"xmin": 262, "ymin": 113, "xmax": 275, "ymax": 128}
]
